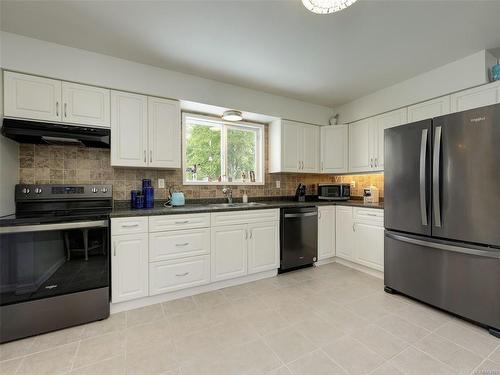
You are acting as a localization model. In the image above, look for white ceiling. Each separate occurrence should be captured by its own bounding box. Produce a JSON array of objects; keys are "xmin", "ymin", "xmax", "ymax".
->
[{"xmin": 1, "ymin": 0, "xmax": 500, "ymax": 107}]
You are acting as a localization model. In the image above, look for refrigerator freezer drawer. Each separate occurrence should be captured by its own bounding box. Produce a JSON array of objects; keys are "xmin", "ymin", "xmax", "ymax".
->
[{"xmin": 384, "ymin": 231, "xmax": 500, "ymax": 331}]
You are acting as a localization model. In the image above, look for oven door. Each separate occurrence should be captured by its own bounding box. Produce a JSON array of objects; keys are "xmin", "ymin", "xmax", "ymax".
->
[
  {"xmin": 0, "ymin": 220, "xmax": 109, "ymax": 307},
  {"xmin": 318, "ymin": 185, "xmax": 341, "ymax": 199}
]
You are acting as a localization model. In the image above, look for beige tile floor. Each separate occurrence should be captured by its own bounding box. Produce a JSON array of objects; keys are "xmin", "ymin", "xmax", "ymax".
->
[{"xmin": 1, "ymin": 262, "xmax": 499, "ymax": 375}]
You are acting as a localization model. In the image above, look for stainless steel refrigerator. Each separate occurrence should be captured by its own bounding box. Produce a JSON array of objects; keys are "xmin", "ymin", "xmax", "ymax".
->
[{"xmin": 384, "ymin": 103, "xmax": 500, "ymax": 337}]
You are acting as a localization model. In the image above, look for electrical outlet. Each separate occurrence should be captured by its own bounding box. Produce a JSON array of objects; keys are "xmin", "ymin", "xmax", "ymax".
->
[
  {"xmin": 350, "ymin": 181, "xmax": 356, "ymax": 188},
  {"xmin": 276, "ymin": 180, "xmax": 281, "ymax": 188},
  {"xmin": 158, "ymin": 178, "xmax": 165, "ymax": 189}
]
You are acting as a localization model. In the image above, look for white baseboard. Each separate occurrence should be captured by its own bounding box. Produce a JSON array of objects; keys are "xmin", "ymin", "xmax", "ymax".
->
[
  {"xmin": 334, "ymin": 257, "xmax": 384, "ymax": 280},
  {"xmin": 110, "ymin": 269, "xmax": 277, "ymax": 314},
  {"xmin": 314, "ymin": 257, "xmax": 336, "ymax": 266}
]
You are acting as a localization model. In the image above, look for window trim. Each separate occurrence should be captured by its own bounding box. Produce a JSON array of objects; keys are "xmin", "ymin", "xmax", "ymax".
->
[{"xmin": 182, "ymin": 112, "xmax": 265, "ymax": 186}]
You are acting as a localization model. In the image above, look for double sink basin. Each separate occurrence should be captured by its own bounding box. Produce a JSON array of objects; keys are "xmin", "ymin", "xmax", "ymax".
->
[{"xmin": 208, "ymin": 202, "xmax": 268, "ymax": 209}]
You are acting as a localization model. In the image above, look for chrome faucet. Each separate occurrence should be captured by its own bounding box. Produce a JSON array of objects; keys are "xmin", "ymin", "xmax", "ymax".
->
[{"xmin": 222, "ymin": 187, "xmax": 233, "ymax": 204}]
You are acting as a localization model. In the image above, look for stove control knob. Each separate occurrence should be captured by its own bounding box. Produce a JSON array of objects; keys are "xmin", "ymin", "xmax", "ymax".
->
[
  {"xmin": 101, "ymin": 187, "xmax": 108, "ymax": 193},
  {"xmin": 22, "ymin": 187, "xmax": 30, "ymax": 194},
  {"xmin": 34, "ymin": 187, "xmax": 43, "ymax": 194},
  {"xmin": 91, "ymin": 187, "xmax": 98, "ymax": 193}
]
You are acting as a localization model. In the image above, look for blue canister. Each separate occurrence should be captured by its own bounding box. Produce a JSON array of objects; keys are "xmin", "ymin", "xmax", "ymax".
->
[
  {"xmin": 131, "ymin": 190, "xmax": 139, "ymax": 208},
  {"xmin": 134, "ymin": 194, "xmax": 144, "ymax": 209},
  {"xmin": 143, "ymin": 186, "xmax": 154, "ymax": 209},
  {"xmin": 492, "ymin": 64, "xmax": 500, "ymax": 82},
  {"xmin": 142, "ymin": 179, "xmax": 152, "ymax": 189}
]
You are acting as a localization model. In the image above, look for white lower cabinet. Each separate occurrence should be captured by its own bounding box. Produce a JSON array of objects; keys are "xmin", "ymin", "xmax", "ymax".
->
[
  {"xmin": 149, "ymin": 255, "xmax": 210, "ymax": 295},
  {"xmin": 335, "ymin": 206, "xmax": 355, "ymax": 261},
  {"xmin": 248, "ymin": 221, "xmax": 280, "ymax": 274},
  {"xmin": 211, "ymin": 224, "xmax": 248, "ymax": 282},
  {"xmin": 318, "ymin": 206, "xmax": 335, "ymax": 260},
  {"xmin": 111, "ymin": 233, "xmax": 149, "ymax": 303},
  {"xmin": 353, "ymin": 221, "xmax": 384, "ymax": 271}
]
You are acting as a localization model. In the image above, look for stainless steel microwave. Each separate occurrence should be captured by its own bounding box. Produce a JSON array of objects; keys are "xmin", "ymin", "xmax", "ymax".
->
[{"xmin": 318, "ymin": 183, "xmax": 350, "ymax": 201}]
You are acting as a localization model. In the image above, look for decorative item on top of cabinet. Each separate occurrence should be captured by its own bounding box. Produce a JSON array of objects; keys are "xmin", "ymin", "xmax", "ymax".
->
[
  {"xmin": 269, "ymin": 119, "xmax": 320, "ymax": 173},
  {"xmin": 450, "ymin": 81, "xmax": 500, "ymax": 113},
  {"xmin": 4, "ymin": 71, "xmax": 111, "ymax": 127},
  {"xmin": 111, "ymin": 90, "xmax": 181, "ymax": 169},
  {"xmin": 318, "ymin": 206, "xmax": 335, "ymax": 260},
  {"xmin": 320, "ymin": 125, "xmax": 348, "ymax": 173}
]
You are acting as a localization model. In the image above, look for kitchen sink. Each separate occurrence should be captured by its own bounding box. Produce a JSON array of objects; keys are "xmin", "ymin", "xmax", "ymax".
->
[{"xmin": 208, "ymin": 202, "xmax": 268, "ymax": 209}]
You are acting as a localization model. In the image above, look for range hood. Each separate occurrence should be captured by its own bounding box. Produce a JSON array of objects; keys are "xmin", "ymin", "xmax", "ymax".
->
[{"xmin": 1, "ymin": 118, "xmax": 110, "ymax": 148}]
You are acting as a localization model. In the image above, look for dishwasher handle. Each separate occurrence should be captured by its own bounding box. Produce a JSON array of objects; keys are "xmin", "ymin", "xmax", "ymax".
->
[{"xmin": 284, "ymin": 212, "xmax": 318, "ymax": 218}]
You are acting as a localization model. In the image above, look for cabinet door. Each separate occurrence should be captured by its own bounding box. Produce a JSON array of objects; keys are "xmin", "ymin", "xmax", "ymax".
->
[
  {"xmin": 282, "ymin": 120, "xmax": 301, "ymax": 172},
  {"xmin": 4, "ymin": 71, "xmax": 62, "ymax": 122},
  {"xmin": 374, "ymin": 108, "xmax": 407, "ymax": 171},
  {"xmin": 111, "ymin": 233, "xmax": 149, "ymax": 303},
  {"xmin": 111, "ymin": 91, "xmax": 148, "ymax": 167},
  {"xmin": 348, "ymin": 118, "xmax": 372, "ymax": 172},
  {"xmin": 450, "ymin": 83, "xmax": 500, "ymax": 113},
  {"xmin": 61, "ymin": 82, "xmax": 110, "ymax": 127},
  {"xmin": 148, "ymin": 97, "xmax": 181, "ymax": 168},
  {"xmin": 320, "ymin": 125, "xmax": 348, "ymax": 173},
  {"xmin": 318, "ymin": 206, "xmax": 335, "ymax": 260},
  {"xmin": 248, "ymin": 221, "xmax": 279, "ymax": 274},
  {"xmin": 407, "ymin": 96, "xmax": 450, "ymax": 123},
  {"xmin": 301, "ymin": 125, "xmax": 320, "ymax": 173},
  {"xmin": 211, "ymin": 224, "xmax": 248, "ymax": 282},
  {"xmin": 353, "ymin": 222, "xmax": 384, "ymax": 271},
  {"xmin": 335, "ymin": 206, "xmax": 354, "ymax": 261}
]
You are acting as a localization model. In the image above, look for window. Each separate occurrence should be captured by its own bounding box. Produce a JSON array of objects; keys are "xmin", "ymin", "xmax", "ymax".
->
[{"xmin": 183, "ymin": 113, "xmax": 264, "ymax": 185}]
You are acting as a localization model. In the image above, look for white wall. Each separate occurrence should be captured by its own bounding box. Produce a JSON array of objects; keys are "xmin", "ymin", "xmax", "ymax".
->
[
  {"xmin": 0, "ymin": 32, "xmax": 333, "ymax": 126},
  {"xmin": 0, "ymin": 68, "xmax": 20, "ymax": 216},
  {"xmin": 333, "ymin": 50, "xmax": 497, "ymax": 124}
]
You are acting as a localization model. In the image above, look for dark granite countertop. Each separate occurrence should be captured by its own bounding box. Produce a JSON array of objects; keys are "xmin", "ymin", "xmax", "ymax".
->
[{"xmin": 109, "ymin": 198, "xmax": 383, "ymax": 218}]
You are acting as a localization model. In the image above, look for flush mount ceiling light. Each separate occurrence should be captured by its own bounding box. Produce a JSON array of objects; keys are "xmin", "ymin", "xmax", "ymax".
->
[
  {"xmin": 302, "ymin": 0, "xmax": 358, "ymax": 14},
  {"xmin": 222, "ymin": 110, "xmax": 243, "ymax": 121}
]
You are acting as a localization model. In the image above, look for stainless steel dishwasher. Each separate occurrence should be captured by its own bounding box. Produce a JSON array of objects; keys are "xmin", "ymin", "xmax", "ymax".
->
[{"xmin": 279, "ymin": 207, "xmax": 318, "ymax": 273}]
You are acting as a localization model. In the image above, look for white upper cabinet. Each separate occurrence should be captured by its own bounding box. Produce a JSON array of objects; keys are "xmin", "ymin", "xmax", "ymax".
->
[
  {"xmin": 269, "ymin": 119, "xmax": 319, "ymax": 173},
  {"xmin": 450, "ymin": 81, "xmax": 500, "ymax": 113},
  {"xmin": 349, "ymin": 108, "xmax": 406, "ymax": 173},
  {"xmin": 373, "ymin": 108, "xmax": 407, "ymax": 170},
  {"xmin": 407, "ymin": 96, "xmax": 451, "ymax": 123},
  {"xmin": 320, "ymin": 125, "xmax": 348, "ymax": 174},
  {"xmin": 4, "ymin": 71, "xmax": 111, "ymax": 127},
  {"xmin": 111, "ymin": 90, "xmax": 149, "ymax": 168},
  {"xmin": 318, "ymin": 206, "xmax": 335, "ymax": 260},
  {"xmin": 4, "ymin": 71, "xmax": 62, "ymax": 122},
  {"xmin": 348, "ymin": 117, "xmax": 372, "ymax": 173},
  {"xmin": 61, "ymin": 82, "xmax": 110, "ymax": 127},
  {"xmin": 148, "ymin": 97, "xmax": 181, "ymax": 168}
]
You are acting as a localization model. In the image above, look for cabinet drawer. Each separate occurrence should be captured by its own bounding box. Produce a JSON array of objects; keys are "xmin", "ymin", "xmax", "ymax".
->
[
  {"xmin": 112, "ymin": 217, "xmax": 148, "ymax": 235},
  {"xmin": 211, "ymin": 209, "xmax": 279, "ymax": 227},
  {"xmin": 149, "ymin": 228, "xmax": 210, "ymax": 262},
  {"xmin": 149, "ymin": 214, "xmax": 210, "ymax": 232},
  {"xmin": 149, "ymin": 255, "xmax": 210, "ymax": 295},
  {"xmin": 353, "ymin": 207, "xmax": 384, "ymax": 225}
]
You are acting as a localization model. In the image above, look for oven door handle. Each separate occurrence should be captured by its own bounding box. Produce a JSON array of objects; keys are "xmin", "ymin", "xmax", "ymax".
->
[{"xmin": 0, "ymin": 220, "xmax": 109, "ymax": 234}]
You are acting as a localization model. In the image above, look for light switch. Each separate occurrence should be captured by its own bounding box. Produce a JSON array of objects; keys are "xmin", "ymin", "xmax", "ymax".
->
[
  {"xmin": 276, "ymin": 180, "xmax": 281, "ymax": 188},
  {"xmin": 158, "ymin": 179, "xmax": 165, "ymax": 189}
]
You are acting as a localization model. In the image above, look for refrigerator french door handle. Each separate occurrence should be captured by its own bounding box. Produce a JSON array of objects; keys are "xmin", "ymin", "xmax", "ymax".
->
[
  {"xmin": 433, "ymin": 126, "xmax": 442, "ymax": 227},
  {"xmin": 385, "ymin": 232, "xmax": 500, "ymax": 259},
  {"xmin": 419, "ymin": 128, "xmax": 428, "ymax": 226}
]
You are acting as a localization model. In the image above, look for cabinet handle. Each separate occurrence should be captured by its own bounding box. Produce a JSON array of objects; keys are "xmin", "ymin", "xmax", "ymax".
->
[
  {"xmin": 64, "ymin": 103, "xmax": 67, "ymax": 118},
  {"xmin": 121, "ymin": 223, "xmax": 139, "ymax": 228},
  {"xmin": 144, "ymin": 150, "xmax": 146, "ymax": 163},
  {"xmin": 366, "ymin": 213, "xmax": 378, "ymax": 217},
  {"xmin": 374, "ymin": 157, "xmax": 378, "ymax": 167},
  {"xmin": 150, "ymin": 150, "xmax": 153, "ymax": 163},
  {"xmin": 370, "ymin": 157, "xmax": 373, "ymax": 168},
  {"xmin": 249, "ymin": 229, "xmax": 253, "ymax": 239},
  {"xmin": 113, "ymin": 242, "xmax": 116, "ymax": 256},
  {"xmin": 56, "ymin": 102, "xmax": 59, "ymax": 117},
  {"xmin": 321, "ymin": 161, "xmax": 324, "ymax": 171},
  {"xmin": 176, "ymin": 272, "xmax": 189, "ymax": 277},
  {"xmin": 175, "ymin": 242, "xmax": 189, "ymax": 247},
  {"xmin": 175, "ymin": 220, "xmax": 189, "ymax": 224},
  {"xmin": 352, "ymin": 223, "xmax": 356, "ymax": 232}
]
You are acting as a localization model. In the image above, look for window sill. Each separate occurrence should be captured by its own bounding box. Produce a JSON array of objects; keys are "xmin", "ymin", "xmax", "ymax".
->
[{"xmin": 182, "ymin": 181, "xmax": 265, "ymax": 186}]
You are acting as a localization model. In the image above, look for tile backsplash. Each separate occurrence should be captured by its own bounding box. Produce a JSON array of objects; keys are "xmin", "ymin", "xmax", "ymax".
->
[{"xmin": 18, "ymin": 143, "xmax": 384, "ymax": 201}]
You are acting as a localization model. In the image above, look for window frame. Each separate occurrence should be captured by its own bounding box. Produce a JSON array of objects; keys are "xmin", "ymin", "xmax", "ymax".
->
[{"xmin": 182, "ymin": 112, "xmax": 265, "ymax": 186}]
